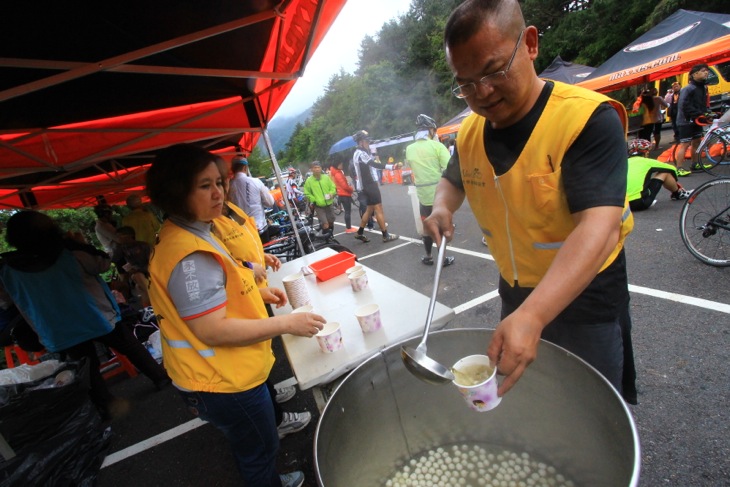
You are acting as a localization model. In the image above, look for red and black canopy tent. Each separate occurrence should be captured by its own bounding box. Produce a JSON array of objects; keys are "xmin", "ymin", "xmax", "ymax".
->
[{"xmin": 0, "ymin": 0, "xmax": 347, "ymax": 210}]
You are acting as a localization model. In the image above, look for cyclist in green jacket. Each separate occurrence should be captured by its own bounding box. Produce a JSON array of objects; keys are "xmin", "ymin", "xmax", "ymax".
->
[{"xmin": 302, "ymin": 161, "xmax": 337, "ymax": 235}]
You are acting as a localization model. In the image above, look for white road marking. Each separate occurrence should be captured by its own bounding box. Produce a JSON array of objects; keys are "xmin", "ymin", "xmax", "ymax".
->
[
  {"xmin": 101, "ymin": 418, "xmax": 207, "ymax": 468},
  {"xmin": 453, "ymin": 290, "xmax": 501, "ymax": 315},
  {"xmin": 629, "ymin": 284, "xmax": 730, "ymax": 314}
]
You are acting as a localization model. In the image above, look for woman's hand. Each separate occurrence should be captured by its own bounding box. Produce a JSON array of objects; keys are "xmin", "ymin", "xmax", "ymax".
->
[
  {"xmin": 251, "ymin": 262, "xmax": 267, "ymax": 283},
  {"xmin": 259, "ymin": 287, "xmax": 288, "ymax": 308},
  {"xmin": 283, "ymin": 312, "xmax": 326, "ymax": 338},
  {"xmin": 264, "ymin": 253, "xmax": 281, "ymax": 272}
]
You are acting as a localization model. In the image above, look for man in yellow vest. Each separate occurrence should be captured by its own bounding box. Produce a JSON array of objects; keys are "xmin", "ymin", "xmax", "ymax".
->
[
  {"xmin": 425, "ymin": 0, "xmax": 636, "ymax": 403},
  {"xmin": 121, "ymin": 193, "xmax": 161, "ymax": 247}
]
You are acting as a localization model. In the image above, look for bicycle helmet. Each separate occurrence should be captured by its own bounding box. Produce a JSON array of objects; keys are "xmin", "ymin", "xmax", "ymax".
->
[
  {"xmin": 416, "ymin": 114, "xmax": 437, "ymax": 129},
  {"xmin": 352, "ymin": 130, "xmax": 370, "ymax": 143},
  {"xmin": 628, "ymin": 138, "xmax": 651, "ymax": 156}
]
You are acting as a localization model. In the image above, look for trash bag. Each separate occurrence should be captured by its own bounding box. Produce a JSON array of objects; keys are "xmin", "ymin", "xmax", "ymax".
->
[
  {"xmin": 145, "ymin": 330, "xmax": 163, "ymax": 363},
  {"xmin": 0, "ymin": 359, "xmax": 111, "ymax": 486}
]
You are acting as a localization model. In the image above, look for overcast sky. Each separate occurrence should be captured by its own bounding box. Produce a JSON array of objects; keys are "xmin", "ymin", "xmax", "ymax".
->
[{"xmin": 274, "ymin": 0, "xmax": 413, "ymax": 119}]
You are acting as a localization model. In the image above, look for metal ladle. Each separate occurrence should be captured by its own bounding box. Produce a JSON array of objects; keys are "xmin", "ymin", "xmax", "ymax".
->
[{"xmin": 401, "ymin": 235, "xmax": 455, "ymax": 384}]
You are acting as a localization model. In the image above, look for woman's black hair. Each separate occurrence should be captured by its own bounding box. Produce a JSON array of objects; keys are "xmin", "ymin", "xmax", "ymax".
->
[
  {"xmin": 6, "ymin": 211, "xmax": 64, "ymax": 262},
  {"xmin": 641, "ymin": 92, "xmax": 655, "ymax": 112},
  {"xmin": 146, "ymin": 143, "xmax": 218, "ymax": 221}
]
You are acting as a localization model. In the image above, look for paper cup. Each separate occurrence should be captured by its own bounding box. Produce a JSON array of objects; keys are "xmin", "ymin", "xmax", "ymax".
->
[
  {"xmin": 283, "ymin": 272, "xmax": 311, "ymax": 309},
  {"xmin": 354, "ymin": 303, "xmax": 382, "ymax": 333},
  {"xmin": 291, "ymin": 304, "xmax": 313, "ymax": 314},
  {"xmin": 348, "ymin": 269, "xmax": 368, "ymax": 292},
  {"xmin": 451, "ymin": 354, "xmax": 502, "ymax": 412},
  {"xmin": 316, "ymin": 322, "xmax": 344, "ymax": 353},
  {"xmin": 345, "ymin": 265, "xmax": 363, "ymax": 275}
]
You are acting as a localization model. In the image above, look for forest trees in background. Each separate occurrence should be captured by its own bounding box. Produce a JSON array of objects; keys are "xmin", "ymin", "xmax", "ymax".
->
[{"xmin": 277, "ymin": 0, "xmax": 730, "ymax": 166}]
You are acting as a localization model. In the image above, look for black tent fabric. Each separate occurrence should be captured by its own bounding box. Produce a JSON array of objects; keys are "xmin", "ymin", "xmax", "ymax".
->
[
  {"xmin": 538, "ymin": 56, "xmax": 595, "ymax": 84},
  {"xmin": 579, "ymin": 9, "xmax": 730, "ymax": 92}
]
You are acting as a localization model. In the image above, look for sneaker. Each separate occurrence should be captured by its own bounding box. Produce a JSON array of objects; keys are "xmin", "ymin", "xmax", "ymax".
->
[
  {"xmin": 278, "ymin": 411, "xmax": 312, "ymax": 439},
  {"xmin": 421, "ymin": 256, "xmax": 455, "ymax": 266},
  {"xmin": 280, "ymin": 471, "xmax": 305, "ymax": 487},
  {"xmin": 345, "ymin": 228, "xmax": 358, "ymax": 234},
  {"xmin": 382, "ymin": 233, "xmax": 399, "ymax": 243},
  {"xmin": 671, "ymin": 188, "xmax": 693, "ymax": 200},
  {"xmin": 690, "ymin": 163, "xmax": 713, "ymax": 172},
  {"xmin": 677, "ymin": 168, "xmax": 692, "ymax": 177},
  {"xmin": 481, "ymin": 236, "xmax": 487, "ymax": 246},
  {"xmin": 275, "ymin": 385, "xmax": 296, "ymax": 404},
  {"xmin": 354, "ymin": 233, "xmax": 370, "ymax": 243}
]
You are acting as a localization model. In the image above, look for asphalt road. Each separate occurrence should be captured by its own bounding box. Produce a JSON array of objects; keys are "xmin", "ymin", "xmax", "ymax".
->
[{"xmin": 98, "ymin": 149, "xmax": 729, "ymax": 486}]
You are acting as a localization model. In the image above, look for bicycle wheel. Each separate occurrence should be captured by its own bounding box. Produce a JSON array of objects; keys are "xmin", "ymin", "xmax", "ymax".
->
[
  {"xmin": 679, "ymin": 178, "xmax": 730, "ymax": 266},
  {"xmin": 699, "ymin": 132, "xmax": 729, "ymax": 177},
  {"xmin": 332, "ymin": 195, "xmax": 343, "ymax": 215}
]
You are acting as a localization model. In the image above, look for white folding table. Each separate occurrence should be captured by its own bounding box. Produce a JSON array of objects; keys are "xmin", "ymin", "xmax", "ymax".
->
[{"xmin": 267, "ymin": 248, "xmax": 455, "ymax": 391}]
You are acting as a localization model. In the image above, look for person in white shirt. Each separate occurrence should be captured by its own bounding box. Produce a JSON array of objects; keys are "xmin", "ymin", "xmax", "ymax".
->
[
  {"xmin": 229, "ymin": 159, "xmax": 275, "ymax": 244},
  {"xmin": 93, "ymin": 204, "xmax": 120, "ymax": 256}
]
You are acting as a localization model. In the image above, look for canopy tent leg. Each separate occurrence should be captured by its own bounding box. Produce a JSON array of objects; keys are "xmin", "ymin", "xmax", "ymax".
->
[{"xmin": 261, "ymin": 128, "xmax": 306, "ymax": 258}]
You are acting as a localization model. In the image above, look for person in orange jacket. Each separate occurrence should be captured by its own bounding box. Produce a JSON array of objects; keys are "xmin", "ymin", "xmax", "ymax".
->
[{"xmin": 329, "ymin": 160, "xmax": 357, "ymax": 233}]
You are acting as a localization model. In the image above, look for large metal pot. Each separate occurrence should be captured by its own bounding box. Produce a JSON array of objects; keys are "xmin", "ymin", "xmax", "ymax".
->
[{"xmin": 314, "ymin": 328, "xmax": 639, "ymax": 486}]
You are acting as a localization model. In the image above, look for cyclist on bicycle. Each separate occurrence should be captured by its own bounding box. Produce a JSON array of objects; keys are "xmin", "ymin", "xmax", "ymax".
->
[{"xmin": 675, "ymin": 64, "xmax": 711, "ymax": 176}]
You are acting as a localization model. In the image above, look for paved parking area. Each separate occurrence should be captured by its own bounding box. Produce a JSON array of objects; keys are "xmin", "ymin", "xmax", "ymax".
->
[{"xmin": 98, "ymin": 169, "xmax": 729, "ymax": 486}]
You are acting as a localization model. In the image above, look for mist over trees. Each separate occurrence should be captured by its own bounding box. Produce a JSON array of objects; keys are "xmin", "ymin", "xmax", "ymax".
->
[{"xmin": 276, "ymin": 0, "xmax": 730, "ymax": 166}]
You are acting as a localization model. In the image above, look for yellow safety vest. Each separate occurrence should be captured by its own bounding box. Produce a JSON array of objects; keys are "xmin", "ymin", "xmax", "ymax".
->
[
  {"xmin": 148, "ymin": 220, "xmax": 273, "ymax": 393},
  {"xmin": 458, "ymin": 82, "xmax": 633, "ymax": 288},
  {"xmin": 212, "ymin": 202, "xmax": 268, "ymax": 287}
]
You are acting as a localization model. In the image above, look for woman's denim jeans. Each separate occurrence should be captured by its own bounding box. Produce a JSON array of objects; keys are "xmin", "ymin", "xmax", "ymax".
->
[{"xmin": 179, "ymin": 383, "xmax": 282, "ymax": 486}]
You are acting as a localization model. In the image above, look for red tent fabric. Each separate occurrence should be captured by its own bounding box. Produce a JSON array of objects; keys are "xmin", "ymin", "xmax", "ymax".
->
[{"xmin": 0, "ymin": 0, "xmax": 346, "ymax": 209}]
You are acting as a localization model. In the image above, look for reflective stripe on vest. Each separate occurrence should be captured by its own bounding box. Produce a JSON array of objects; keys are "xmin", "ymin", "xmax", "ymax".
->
[{"xmin": 164, "ymin": 337, "xmax": 216, "ymax": 358}]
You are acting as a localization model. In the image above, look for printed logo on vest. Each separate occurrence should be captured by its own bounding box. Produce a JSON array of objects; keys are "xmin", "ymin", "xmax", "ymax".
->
[{"xmin": 461, "ymin": 167, "xmax": 487, "ymax": 187}]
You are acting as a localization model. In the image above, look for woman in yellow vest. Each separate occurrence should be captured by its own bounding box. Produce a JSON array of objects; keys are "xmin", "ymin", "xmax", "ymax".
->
[
  {"xmin": 212, "ymin": 157, "xmax": 312, "ymax": 441},
  {"xmin": 146, "ymin": 143, "xmax": 325, "ymax": 487}
]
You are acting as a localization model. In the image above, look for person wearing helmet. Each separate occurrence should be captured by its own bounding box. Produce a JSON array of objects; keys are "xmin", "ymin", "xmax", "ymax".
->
[
  {"xmin": 405, "ymin": 114, "xmax": 455, "ymax": 266},
  {"xmin": 351, "ymin": 130, "xmax": 401, "ymax": 243},
  {"xmin": 285, "ymin": 169, "xmax": 304, "ymax": 207},
  {"xmin": 627, "ymin": 139, "xmax": 692, "ymax": 210}
]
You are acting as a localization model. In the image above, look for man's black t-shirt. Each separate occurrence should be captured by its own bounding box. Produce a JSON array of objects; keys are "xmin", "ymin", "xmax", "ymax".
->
[{"xmin": 443, "ymin": 81, "xmax": 629, "ymax": 324}]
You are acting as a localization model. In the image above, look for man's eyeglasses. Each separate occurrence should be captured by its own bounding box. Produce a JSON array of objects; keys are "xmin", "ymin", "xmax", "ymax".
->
[{"xmin": 451, "ymin": 29, "xmax": 525, "ymax": 99}]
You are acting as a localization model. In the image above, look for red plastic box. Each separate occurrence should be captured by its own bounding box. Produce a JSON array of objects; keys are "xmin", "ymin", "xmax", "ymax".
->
[{"xmin": 309, "ymin": 252, "xmax": 356, "ymax": 282}]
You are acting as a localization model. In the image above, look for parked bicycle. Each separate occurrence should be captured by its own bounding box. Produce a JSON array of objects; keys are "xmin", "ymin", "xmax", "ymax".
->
[
  {"xmin": 679, "ymin": 177, "xmax": 730, "ymax": 266},
  {"xmin": 670, "ymin": 104, "xmax": 729, "ymax": 176},
  {"xmin": 331, "ymin": 191, "xmax": 360, "ymax": 216},
  {"xmin": 694, "ymin": 118, "xmax": 729, "ymax": 177},
  {"xmin": 263, "ymin": 214, "xmax": 351, "ymax": 263}
]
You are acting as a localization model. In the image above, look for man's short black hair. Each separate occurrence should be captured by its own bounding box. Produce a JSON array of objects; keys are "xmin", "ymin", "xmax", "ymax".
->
[{"xmin": 690, "ymin": 64, "xmax": 710, "ymax": 76}]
